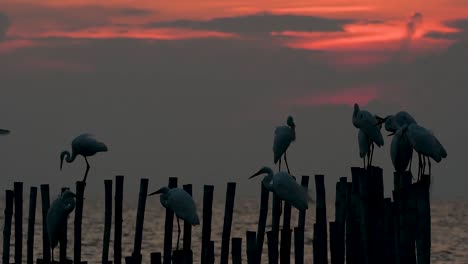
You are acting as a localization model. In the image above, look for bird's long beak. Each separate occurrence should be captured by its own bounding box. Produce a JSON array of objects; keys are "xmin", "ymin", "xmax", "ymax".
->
[
  {"xmin": 375, "ymin": 116, "xmax": 387, "ymax": 126},
  {"xmin": 148, "ymin": 187, "xmax": 164, "ymax": 196},
  {"xmin": 60, "ymin": 158, "xmax": 64, "ymax": 171},
  {"xmin": 249, "ymin": 169, "xmax": 264, "ymax": 179},
  {"xmin": 388, "ymin": 131, "xmax": 396, "ymax": 136}
]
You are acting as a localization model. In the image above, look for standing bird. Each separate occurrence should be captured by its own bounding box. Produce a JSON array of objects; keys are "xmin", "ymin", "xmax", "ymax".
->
[
  {"xmin": 0, "ymin": 129, "xmax": 10, "ymax": 135},
  {"xmin": 402, "ymin": 123, "xmax": 447, "ymax": 180},
  {"xmin": 60, "ymin": 133, "xmax": 108, "ymax": 183},
  {"xmin": 249, "ymin": 166, "xmax": 309, "ymax": 211},
  {"xmin": 47, "ymin": 190, "xmax": 76, "ymax": 262},
  {"xmin": 148, "ymin": 187, "xmax": 200, "ymax": 249},
  {"xmin": 352, "ymin": 104, "xmax": 384, "ymax": 168},
  {"xmin": 273, "ymin": 116, "xmax": 296, "ymax": 174}
]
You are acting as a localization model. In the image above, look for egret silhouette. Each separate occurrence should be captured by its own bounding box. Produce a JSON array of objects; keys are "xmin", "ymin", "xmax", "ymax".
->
[
  {"xmin": 273, "ymin": 116, "xmax": 296, "ymax": 174},
  {"xmin": 47, "ymin": 190, "xmax": 76, "ymax": 262},
  {"xmin": 148, "ymin": 187, "xmax": 200, "ymax": 249},
  {"xmin": 249, "ymin": 166, "xmax": 310, "ymax": 211},
  {"xmin": 391, "ymin": 126, "xmax": 414, "ymax": 173},
  {"xmin": 352, "ymin": 104, "xmax": 384, "ymax": 168},
  {"xmin": 401, "ymin": 124, "xmax": 447, "ymax": 180},
  {"xmin": 60, "ymin": 133, "xmax": 108, "ymax": 183}
]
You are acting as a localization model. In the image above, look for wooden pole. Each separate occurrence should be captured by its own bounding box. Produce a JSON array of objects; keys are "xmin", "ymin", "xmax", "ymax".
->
[
  {"xmin": 255, "ymin": 184, "xmax": 269, "ymax": 264},
  {"xmin": 313, "ymin": 174, "xmax": 328, "ymax": 264},
  {"xmin": 231, "ymin": 238, "xmax": 242, "ymax": 264},
  {"xmin": 40, "ymin": 184, "xmax": 51, "ymax": 263},
  {"xmin": 14, "ymin": 182, "xmax": 23, "ymax": 264},
  {"xmin": 366, "ymin": 167, "xmax": 384, "ymax": 264},
  {"xmin": 383, "ymin": 198, "xmax": 396, "ymax": 264},
  {"xmin": 334, "ymin": 177, "xmax": 347, "ymax": 264},
  {"xmin": 163, "ymin": 177, "xmax": 177, "ymax": 264},
  {"xmin": 271, "ymin": 194, "xmax": 281, "ymax": 263},
  {"xmin": 415, "ymin": 174, "xmax": 431, "ymax": 264},
  {"xmin": 201, "ymin": 185, "xmax": 214, "ymax": 264},
  {"xmin": 246, "ymin": 231, "xmax": 257, "ymax": 264},
  {"xmin": 220, "ymin": 182, "xmax": 236, "ymax": 264},
  {"xmin": 204, "ymin": 241, "xmax": 215, "ymax": 264},
  {"xmin": 2, "ymin": 190, "xmax": 14, "ymax": 264},
  {"xmin": 329, "ymin": 222, "xmax": 338, "ymax": 264},
  {"xmin": 182, "ymin": 184, "xmax": 193, "ymax": 264},
  {"xmin": 74, "ymin": 180, "xmax": 86, "ymax": 264},
  {"xmin": 352, "ymin": 167, "xmax": 369, "ymax": 264},
  {"xmin": 293, "ymin": 227, "xmax": 304, "ymax": 264},
  {"xmin": 150, "ymin": 252, "xmax": 162, "ymax": 264},
  {"xmin": 131, "ymin": 178, "xmax": 149, "ymax": 264},
  {"xmin": 27, "ymin": 187, "xmax": 37, "ymax": 264},
  {"xmin": 60, "ymin": 187, "xmax": 70, "ymax": 263},
  {"xmin": 266, "ymin": 231, "xmax": 278, "ymax": 264},
  {"xmin": 102, "ymin": 180, "xmax": 113, "ymax": 264},
  {"xmin": 280, "ymin": 190, "xmax": 292, "ymax": 264},
  {"xmin": 115, "ymin": 175, "xmax": 125, "ymax": 264},
  {"xmin": 346, "ymin": 176, "xmax": 361, "ymax": 264}
]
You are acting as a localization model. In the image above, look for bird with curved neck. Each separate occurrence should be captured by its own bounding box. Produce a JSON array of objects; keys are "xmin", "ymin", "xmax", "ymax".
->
[
  {"xmin": 148, "ymin": 187, "xmax": 199, "ymax": 249},
  {"xmin": 273, "ymin": 116, "xmax": 296, "ymax": 174},
  {"xmin": 60, "ymin": 133, "xmax": 108, "ymax": 183}
]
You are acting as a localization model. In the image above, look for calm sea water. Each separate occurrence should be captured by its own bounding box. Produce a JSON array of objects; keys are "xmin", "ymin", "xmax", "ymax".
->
[{"xmin": 1, "ymin": 198, "xmax": 467, "ymax": 263}]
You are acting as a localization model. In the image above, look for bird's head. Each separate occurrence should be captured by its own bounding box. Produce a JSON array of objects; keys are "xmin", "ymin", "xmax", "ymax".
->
[
  {"xmin": 249, "ymin": 166, "xmax": 273, "ymax": 179},
  {"xmin": 287, "ymin": 116, "xmax": 295, "ymax": 128},
  {"xmin": 61, "ymin": 190, "xmax": 76, "ymax": 199},
  {"xmin": 148, "ymin": 187, "xmax": 170, "ymax": 196}
]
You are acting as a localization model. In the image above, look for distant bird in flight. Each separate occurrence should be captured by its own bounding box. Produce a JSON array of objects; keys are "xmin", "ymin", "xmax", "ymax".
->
[
  {"xmin": 47, "ymin": 190, "xmax": 76, "ymax": 262},
  {"xmin": 273, "ymin": 116, "xmax": 296, "ymax": 174},
  {"xmin": 249, "ymin": 166, "xmax": 310, "ymax": 211},
  {"xmin": 376, "ymin": 111, "xmax": 417, "ymax": 174},
  {"xmin": 60, "ymin": 133, "xmax": 108, "ymax": 183},
  {"xmin": 401, "ymin": 123, "xmax": 447, "ymax": 180},
  {"xmin": 148, "ymin": 187, "xmax": 200, "ymax": 249},
  {"xmin": 352, "ymin": 104, "xmax": 384, "ymax": 168},
  {"xmin": 0, "ymin": 129, "xmax": 10, "ymax": 135}
]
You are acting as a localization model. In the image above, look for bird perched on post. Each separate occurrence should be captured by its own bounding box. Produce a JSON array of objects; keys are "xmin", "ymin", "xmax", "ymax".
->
[
  {"xmin": 148, "ymin": 187, "xmax": 200, "ymax": 249},
  {"xmin": 352, "ymin": 104, "xmax": 384, "ymax": 168},
  {"xmin": 60, "ymin": 133, "xmax": 108, "ymax": 183},
  {"xmin": 47, "ymin": 190, "xmax": 76, "ymax": 262},
  {"xmin": 400, "ymin": 123, "xmax": 447, "ymax": 180},
  {"xmin": 273, "ymin": 116, "xmax": 296, "ymax": 174},
  {"xmin": 249, "ymin": 166, "xmax": 310, "ymax": 211}
]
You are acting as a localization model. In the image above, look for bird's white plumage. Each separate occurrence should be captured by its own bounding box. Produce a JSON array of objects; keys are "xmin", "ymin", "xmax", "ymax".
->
[
  {"xmin": 161, "ymin": 188, "xmax": 200, "ymax": 225},
  {"xmin": 272, "ymin": 171, "xmax": 309, "ymax": 211},
  {"xmin": 406, "ymin": 124, "xmax": 447, "ymax": 162},
  {"xmin": 72, "ymin": 133, "xmax": 108, "ymax": 156},
  {"xmin": 391, "ymin": 127, "xmax": 413, "ymax": 173},
  {"xmin": 358, "ymin": 129, "xmax": 370, "ymax": 158},
  {"xmin": 352, "ymin": 104, "xmax": 384, "ymax": 147},
  {"xmin": 273, "ymin": 125, "xmax": 295, "ymax": 163},
  {"xmin": 384, "ymin": 111, "xmax": 417, "ymax": 132},
  {"xmin": 47, "ymin": 191, "xmax": 76, "ymax": 251}
]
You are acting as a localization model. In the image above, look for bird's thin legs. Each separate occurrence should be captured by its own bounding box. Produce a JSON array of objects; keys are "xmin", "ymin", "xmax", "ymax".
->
[
  {"xmin": 417, "ymin": 153, "xmax": 422, "ymax": 181},
  {"xmin": 428, "ymin": 157, "xmax": 432, "ymax": 176},
  {"xmin": 369, "ymin": 142, "xmax": 375, "ymax": 169},
  {"xmin": 284, "ymin": 151, "xmax": 291, "ymax": 175},
  {"xmin": 176, "ymin": 217, "xmax": 181, "ymax": 250},
  {"xmin": 278, "ymin": 158, "xmax": 282, "ymax": 172},
  {"xmin": 422, "ymin": 155, "xmax": 427, "ymax": 181},
  {"xmin": 83, "ymin": 157, "xmax": 90, "ymax": 183}
]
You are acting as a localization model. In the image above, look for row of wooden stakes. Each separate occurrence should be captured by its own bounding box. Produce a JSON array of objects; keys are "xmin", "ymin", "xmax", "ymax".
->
[{"xmin": 1, "ymin": 166, "xmax": 431, "ymax": 264}]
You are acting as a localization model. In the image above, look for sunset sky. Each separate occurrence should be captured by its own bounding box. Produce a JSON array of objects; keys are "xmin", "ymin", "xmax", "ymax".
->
[{"xmin": 0, "ymin": 0, "xmax": 467, "ymax": 199}]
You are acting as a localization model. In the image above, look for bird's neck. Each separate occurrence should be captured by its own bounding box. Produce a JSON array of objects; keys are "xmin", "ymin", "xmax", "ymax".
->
[{"xmin": 62, "ymin": 150, "xmax": 78, "ymax": 163}]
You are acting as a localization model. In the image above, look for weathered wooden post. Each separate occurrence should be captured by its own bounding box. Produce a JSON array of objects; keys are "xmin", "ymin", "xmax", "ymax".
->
[
  {"xmin": 346, "ymin": 175, "xmax": 361, "ymax": 264},
  {"xmin": 366, "ymin": 166, "xmax": 384, "ymax": 264},
  {"xmin": 74, "ymin": 180, "xmax": 86, "ymax": 264},
  {"xmin": 115, "ymin": 175, "xmax": 125, "ymax": 264},
  {"xmin": 60, "ymin": 187, "xmax": 71, "ymax": 263},
  {"xmin": 40, "ymin": 184, "xmax": 51, "ymax": 263},
  {"xmin": 2, "ymin": 190, "xmax": 14, "ymax": 264},
  {"xmin": 14, "ymin": 182, "xmax": 23, "ymax": 264},
  {"xmin": 246, "ymin": 231, "xmax": 257, "ymax": 264},
  {"xmin": 150, "ymin": 252, "xmax": 162, "ymax": 264},
  {"xmin": 271, "ymin": 194, "xmax": 281, "ymax": 263},
  {"xmin": 102, "ymin": 180, "xmax": 113, "ymax": 264},
  {"xmin": 130, "ymin": 178, "xmax": 149, "ymax": 264},
  {"xmin": 255, "ymin": 184, "xmax": 269, "ymax": 264},
  {"xmin": 266, "ymin": 231, "xmax": 278, "ymax": 264},
  {"xmin": 231, "ymin": 237, "xmax": 242, "ymax": 264},
  {"xmin": 220, "ymin": 182, "xmax": 237, "ymax": 264},
  {"xmin": 280, "ymin": 190, "xmax": 292, "ymax": 264},
  {"xmin": 333, "ymin": 177, "xmax": 347, "ymax": 264},
  {"xmin": 329, "ymin": 222, "xmax": 338, "ymax": 264},
  {"xmin": 352, "ymin": 167, "xmax": 369, "ymax": 264},
  {"xmin": 27, "ymin": 187, "xmax": 37, "ymax": 264},
  {"xmin": 313, "ymin": 174, "xmax": 328, "ymax": 264},
  {"xmin": 163, "ymin": 177, "xmax": 177, "ymax": 264},
  {"xmin": 415, "ymin": 174, "xmax": 431, "ymax": 264},
  {"xmin": 383, "ymin": 198, "xmax": 396, "ymax": 264},
  {"xmin": 204, "ymin": 241, "xmax": 215, "ymax": 264},
  {"xmin": 182, "ymin": 184, "xmax": 193, "ymax": 264},
  {"xmin": 295, "ymin": 176, "xmax": 309, "ymax": 264},
  {"xmin": 201, "ymin": 185, "xmax": 214, "ymax": 264}
]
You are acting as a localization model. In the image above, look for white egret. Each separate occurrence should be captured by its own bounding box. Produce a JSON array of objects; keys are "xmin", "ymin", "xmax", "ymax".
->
[
  {"xmin": 273, "ymin": 116, "xmax": 296, "ymax": 174},
  {"xmin": 47, "ymin": 190, "xmax": 76, "ymax": 262},
  {"xmin": 391, "ymin": 126, "xmax": 414, "ymax": 173},
  {"xmin": 60, "ymin": 133, "xmax": 108, "ymax": 183},
  {"xmin": 401, "ymin": 123, "xmax": 447, "ymax": 180},
  {"xmin": 376, "ymin": 111, "xmax": 417, "ymax": 135},
  {"xmin": 0, "ymin": 129, "xmax": 9, "ymax": 135},
  {"xmin": 148, "ymin": 187, "xmax": 200, "ymax": 249},
  {"xmin": 352, "ymin": 104, "xmax": 384, "ymax": 168},
  {"xmin": 249, "ymin": 166, "xmax": 309, "ymax": 211}
]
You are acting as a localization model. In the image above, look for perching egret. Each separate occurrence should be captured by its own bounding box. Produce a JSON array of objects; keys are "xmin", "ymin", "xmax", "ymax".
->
[
  {"xmin": 376, "ymin": 111, "xmax": 417, "ymax": 135},
  {"xmin": 249, "ymin": 166, "xmax": 309, "ymax": 211},
  {"xmin": 391, "ymin": 126, "xmax": 414, "ymax": 173},
  {"xmin": 352, "ymin": 104, "xmax": 384, "ymax": 168},
  {"xmin": 47, "ymin": 190, "xmax": 76, "ymax": 262},
  {"xmin": 401, "ymin": 123, "xmax": 447, "ymax": 180},
  {"xmin": 148, "ymin": 187, "xmax": 200, "ymax": 249},
  {"xmin": 273, "ymin": 116, "xmax": 296, "ymax": 174},
  {"xmin": 60, "ymin": 133, "xmax": 108, "ymax": 183},
  {"xmin": 0, "ymin": 129, "xmax": 10, "ymax": 135}
]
